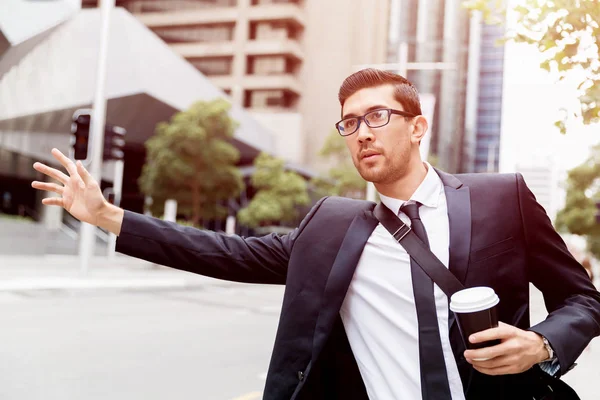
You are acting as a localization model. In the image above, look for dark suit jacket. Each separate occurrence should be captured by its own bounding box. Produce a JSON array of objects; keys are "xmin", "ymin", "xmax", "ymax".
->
[{"xmin": 116, "ymin": 170, "xmax": 600, "ymax": 400}]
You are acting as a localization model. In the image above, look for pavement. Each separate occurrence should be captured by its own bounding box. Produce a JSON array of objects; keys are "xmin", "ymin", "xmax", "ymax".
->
[
  {"xmin": 0, "ymin": 254, "xmax": 234, "ymax": 292},
  {"xmin": 0, "ymin": 254, "xmax": 598, "ymax": 399}
]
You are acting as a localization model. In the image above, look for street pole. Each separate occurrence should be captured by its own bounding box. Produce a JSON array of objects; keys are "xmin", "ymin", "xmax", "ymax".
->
[
  {"xmin": 107, "ymin": 159, "xmax": 123, "ymax": 258},
  {"xmin": 79, "ymin": 0, "xmax": 115, "ymax": 273},
  {"xmin": 355, "ymin": 41, "xmax": 456, "ymax": 203}
]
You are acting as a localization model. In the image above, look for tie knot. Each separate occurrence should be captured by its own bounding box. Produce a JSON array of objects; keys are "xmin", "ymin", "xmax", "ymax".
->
[{"xmin": 400, "ymin": 201, "xmax": 422, "ymax": 220}]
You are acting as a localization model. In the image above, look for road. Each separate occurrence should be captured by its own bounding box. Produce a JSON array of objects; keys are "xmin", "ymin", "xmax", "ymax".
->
[
  {"xmin": 0, "ymin": 283, "xmax": 284, "ymax": 400},
  {"xmin": 0, "ymin": 281, "xmax": 597, "ymax": 399}
]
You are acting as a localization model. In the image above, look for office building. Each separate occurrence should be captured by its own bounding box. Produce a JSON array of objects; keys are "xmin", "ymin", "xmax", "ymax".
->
[{"xmin": 387, "ymin": 0, "xmax": 507, "ymax": 173}]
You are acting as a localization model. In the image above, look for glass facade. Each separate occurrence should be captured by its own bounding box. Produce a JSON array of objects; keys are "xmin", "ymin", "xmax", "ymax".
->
[
  {"xmin": 388, "ymin": 0, "xmax": 471, "ymax": 173},
  {"xmin": 474, "ymin": 22, "xmax": 505, "ymax": 172},
  {"xmin": 388, "ymin": 0, "xmax": 506, "ymax": 173}
]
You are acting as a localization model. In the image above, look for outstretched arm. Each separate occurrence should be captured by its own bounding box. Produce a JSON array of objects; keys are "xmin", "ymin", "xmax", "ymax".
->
[{"xmin": 32, "ymin": 148, "xmax": 324, "ymax": 285}]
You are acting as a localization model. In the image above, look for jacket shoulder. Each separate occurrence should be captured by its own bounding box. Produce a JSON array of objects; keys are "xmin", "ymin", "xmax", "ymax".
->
[
  {"xmin": 454, "ymin": 172, "xmax": 519, "ymax": 187},
  {"xmin": 320, "ymin": 196, "xmax": 375, "ymax": 211}
]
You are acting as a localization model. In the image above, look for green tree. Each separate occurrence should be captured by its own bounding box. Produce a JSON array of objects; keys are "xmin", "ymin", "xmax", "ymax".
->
[
  {"xmin": 310, "ymin": 129, "xmax": 367, "ymax": 199},
  {"xmin": 138, "ymin": 99, "xmax": 244, "ymax": 226},
  {"xmin": 237, "ymin": 153, "xmax": 310, "ymax": 228},
  {"xmin": 463, "ymin": 0, "xmax": 600, "ymax": 133},
  {"xmin": 555, "ymin": 143, "xmax": 600, "ymax": 258}
]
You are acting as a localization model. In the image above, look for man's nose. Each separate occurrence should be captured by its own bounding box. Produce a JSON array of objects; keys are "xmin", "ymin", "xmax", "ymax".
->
[{"xmin": 356, "ymin": 120, "xmax": 375, "ymax": 143}]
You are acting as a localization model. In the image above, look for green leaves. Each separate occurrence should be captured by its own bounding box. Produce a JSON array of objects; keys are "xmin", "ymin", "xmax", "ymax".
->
[
  {"xmin": 138, "ymin": 98, "xmax": 243, "ymax": 224},
  {"xmin": 237, "ymin": 153, "xmax": 310, "ymax": 228},
  {"xmin": 555, "ymin": 143, "xmax": 600, "ymax": 256},
  {"xmin": 309, "ymin": 129, "xmax": 366, "ymax": 199},
  {"xmin": 463, "ymin": 0, "xmax": 600, "ymax": 133}
]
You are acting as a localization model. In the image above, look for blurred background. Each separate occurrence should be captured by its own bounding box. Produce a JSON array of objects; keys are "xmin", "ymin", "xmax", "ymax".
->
[{"xmin": 0, "ymin": 0, "xmax": 598, "ymax": 399}]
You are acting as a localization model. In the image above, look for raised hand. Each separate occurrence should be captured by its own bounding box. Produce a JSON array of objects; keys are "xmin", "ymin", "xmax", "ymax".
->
[{"xmin": 31, "ymin": 148, "xmax": 109, "ymax": 227}]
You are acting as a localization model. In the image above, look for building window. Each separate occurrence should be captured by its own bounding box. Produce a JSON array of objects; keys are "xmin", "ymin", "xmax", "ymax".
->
[
  {"xmin": 244, "ymin": 89, "xmax": 297, "ymax": 109},
  {"xmin": 249, "ymin": 21, "xmax": 299, "ymax": 40},
  {"xmin": 247, "ymin": 55, "xmax": 298, "ymax": 75},
  {"xmin": 188, "ymin": 56, "xmax": 233, "ymax": 76},
  {"xmin": 152, "ymin": 23, "xmax": 235, "ymax": 44}
]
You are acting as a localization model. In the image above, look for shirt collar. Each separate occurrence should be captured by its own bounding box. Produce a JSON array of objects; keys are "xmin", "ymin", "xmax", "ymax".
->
[{"xmin": 378, "ymin": 162, "xmax": 443, "ymax": 215}]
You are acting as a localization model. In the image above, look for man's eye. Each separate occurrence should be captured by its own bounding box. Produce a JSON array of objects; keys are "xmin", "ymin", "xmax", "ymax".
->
[
  {"xmin": 371, "ymin": 111, "xmax": 385, "ymax": 120},
  {"xmin": 344, "ymin": 119, "xmax": 357, "ymax": 129}
]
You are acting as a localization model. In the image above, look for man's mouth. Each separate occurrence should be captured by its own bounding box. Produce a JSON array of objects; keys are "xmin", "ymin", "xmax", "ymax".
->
[{"xmin": 360, "ymin": 151, "xmax": 381, "ymax": 160}]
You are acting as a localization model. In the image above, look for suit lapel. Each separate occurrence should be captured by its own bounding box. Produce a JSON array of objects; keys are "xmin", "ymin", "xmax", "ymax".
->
[
  {"xmin": 311, "ymin": 209, "xmax": 379, "ymax": 362},
  {"xmin": 435, "ymin": 168, "xmax": 472, "ymax": 285},
  {"xmin": 436, "ymin": 169, "xmax": 474, "ymax": 389}
]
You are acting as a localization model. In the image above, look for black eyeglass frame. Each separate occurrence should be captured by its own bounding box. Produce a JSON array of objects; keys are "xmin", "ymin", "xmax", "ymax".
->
[{"xmin": 335, "ymin": 108, "xmax": 417, "ymax": 136}]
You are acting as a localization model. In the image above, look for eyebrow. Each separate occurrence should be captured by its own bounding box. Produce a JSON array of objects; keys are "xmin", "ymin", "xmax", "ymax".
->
[{"xmin": 342, "ymin": 105, "xmax": 390, "ymax": 120}]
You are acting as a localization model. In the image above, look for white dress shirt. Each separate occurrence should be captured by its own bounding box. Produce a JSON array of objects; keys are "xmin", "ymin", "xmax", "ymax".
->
[{"xmin": 340, "ymin": 164, "xmax": 465, "ymax": 400}]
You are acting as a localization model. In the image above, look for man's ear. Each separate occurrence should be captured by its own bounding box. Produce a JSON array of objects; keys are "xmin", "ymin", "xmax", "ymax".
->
[{"xmin": 411, "ymin": 115, "xmax": 428, "ymax": 144}]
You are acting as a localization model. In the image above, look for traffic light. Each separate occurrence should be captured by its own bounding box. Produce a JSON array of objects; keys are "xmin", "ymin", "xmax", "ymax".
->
[
  {"xmin": 71, "ymin": 110, "xmax": 92, "ymax": 160},
  {"xmin": 103, "ymin": 124, "xmax": 126, "ymax": 161},
  {"xmin": 70, "ymin": 109, "xmax": 126, "ymax": 162}
]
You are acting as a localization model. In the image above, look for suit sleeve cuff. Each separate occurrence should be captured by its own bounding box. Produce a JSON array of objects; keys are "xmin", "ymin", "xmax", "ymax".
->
[{"xmin": 539, "ymin": 357, "xmax": 561, "ymax": 377}]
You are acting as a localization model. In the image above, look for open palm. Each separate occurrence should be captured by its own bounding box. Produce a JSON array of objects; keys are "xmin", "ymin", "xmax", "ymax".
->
[{"xmin": 32, "ymin": 148, "xmax": 108, "ymax": 226}]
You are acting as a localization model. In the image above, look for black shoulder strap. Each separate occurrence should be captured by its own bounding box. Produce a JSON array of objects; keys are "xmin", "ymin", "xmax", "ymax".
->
[{"xmin": 373, "ymin": 202, "xmax": 465, "ymax": 297}]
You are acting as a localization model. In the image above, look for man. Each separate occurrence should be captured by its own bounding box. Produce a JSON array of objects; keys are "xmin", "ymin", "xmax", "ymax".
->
[{"xmin": 32, "ymin": 69, "xmax": 600, "ymax": 400}]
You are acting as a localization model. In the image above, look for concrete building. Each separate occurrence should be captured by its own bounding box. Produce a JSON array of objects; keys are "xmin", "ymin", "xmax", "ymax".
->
[
  {"xmin": 387, "ymin": 0, "xmax": 507, "ymax": 173},
  {"xmin": 82, "ymin": 0, "xmax": 390, "ymax": 168},
  {"xmin": 0, "ymin": 6, "xmax": 277, "ymax": 226}
]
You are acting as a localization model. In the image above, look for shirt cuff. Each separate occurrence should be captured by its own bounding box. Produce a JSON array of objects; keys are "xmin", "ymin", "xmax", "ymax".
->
[{"xmin": 539, "ymin": 357, "xmax": 561, "ymax": 377}]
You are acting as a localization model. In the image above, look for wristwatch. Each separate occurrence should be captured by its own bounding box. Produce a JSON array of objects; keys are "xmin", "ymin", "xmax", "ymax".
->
[{"xmin": 541, "ymin": 335, "xmax": 555, "ymax": 361}]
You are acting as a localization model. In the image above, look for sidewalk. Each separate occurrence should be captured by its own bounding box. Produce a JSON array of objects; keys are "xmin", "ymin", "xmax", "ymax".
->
[{"xmin": 0, "ymin": 254, "xmax": 234, "ymax": 292}]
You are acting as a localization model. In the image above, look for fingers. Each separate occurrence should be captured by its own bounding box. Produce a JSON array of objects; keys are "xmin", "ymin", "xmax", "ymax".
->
[
  {"xmin": 469, "ymin": 354, "xmax": 512, "ymax": 369},
  {"xmin": 469, "ymin": 322, "xmax": 514, "ymax": 344},
  {"xmin": 33, "ymin": 162, "xmax": 69, "ymax": 185},
  {"xmin": 31, "ymin": 181, "xmax": 63, "ymax": 195},
  {"xmin": 472, "ymin": 363, "xmax": 516, "ymax": 376},
  {"xmin": 465, "ymin": 341, "xmax": 511, "ymax": 362},
  {"xmin": 34, "ymin": 148, "xmax": 86, "ymax": 189},
  {"xmin": 76, "ymin": 160, "xmax": 93, "ymax": 186},
  {"xmin": 51, "ymin": 148, "xmax": 78, "ymax": 177},
  {"xmin": 41, "ymin": 197, "xmax": 65, "ymax": 207}
]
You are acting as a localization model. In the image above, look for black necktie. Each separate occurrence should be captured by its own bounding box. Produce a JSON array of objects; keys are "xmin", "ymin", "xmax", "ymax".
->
[{"xmin": 400, "ymin": 201, "xmax": 452, "ymax": 400}]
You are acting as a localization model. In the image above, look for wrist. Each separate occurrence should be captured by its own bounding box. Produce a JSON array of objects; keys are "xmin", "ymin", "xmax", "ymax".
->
[
  {"xmin": 539, "ymin": 335, "xmax": 554, "ymax": 362},
  {"xmin": 97, "ymin": 202, "xmax": 124, "ymax": 236},
  {"xmin": 532, "ymin": 332, "xmax": 552, "ymax": 363}
]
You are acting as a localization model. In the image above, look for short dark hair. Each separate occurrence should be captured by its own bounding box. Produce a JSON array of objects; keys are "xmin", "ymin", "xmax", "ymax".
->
[{"xmin": 338, "ymin": 68, "xmax": 422, "ymax": 117}]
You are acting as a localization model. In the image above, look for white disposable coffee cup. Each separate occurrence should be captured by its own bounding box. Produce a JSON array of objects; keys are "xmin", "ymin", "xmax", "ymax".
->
[{"xmin": 450, "ymin": 287, "xmax": 500, "ymax": 353}]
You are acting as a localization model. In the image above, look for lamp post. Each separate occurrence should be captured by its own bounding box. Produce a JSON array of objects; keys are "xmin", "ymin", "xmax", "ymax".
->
[{"xmin": 78, "ymin": 0, "xmax": 115, "ymax": 272}]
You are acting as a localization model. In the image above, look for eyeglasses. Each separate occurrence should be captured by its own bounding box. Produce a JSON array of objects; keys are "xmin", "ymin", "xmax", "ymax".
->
[{"xmin": 335, "ymin": 108, "xmax": 417, "ymax": 136}]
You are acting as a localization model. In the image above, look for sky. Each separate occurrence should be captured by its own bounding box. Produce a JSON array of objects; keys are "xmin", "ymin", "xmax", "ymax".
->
[
  {"xmin": 0, "ymin": 0, "xmax": 80, "ymax": 45},
  {"xmin": 500, "ymin": 0, "xmax": 599, "ymax": 174}
]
